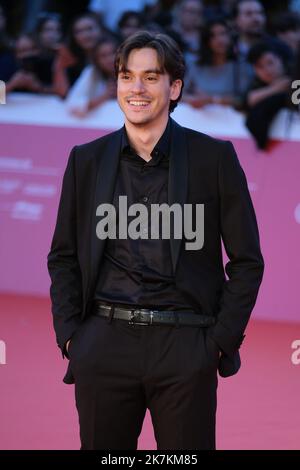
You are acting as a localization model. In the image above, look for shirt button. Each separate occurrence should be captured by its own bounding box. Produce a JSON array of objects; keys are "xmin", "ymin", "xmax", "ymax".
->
[{"xmin": 142, "ymin": 196, "xmax": 148, "ymax": 203}]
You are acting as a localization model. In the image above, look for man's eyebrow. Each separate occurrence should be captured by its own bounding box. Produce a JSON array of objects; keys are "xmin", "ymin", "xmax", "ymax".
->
[
  {"xmin": 143, "ymin": 69, "xmax": 163, "ymax": 74},
  {"xmin": 118, "ymin": 68, "xmax": 164, "ymax": 74}
]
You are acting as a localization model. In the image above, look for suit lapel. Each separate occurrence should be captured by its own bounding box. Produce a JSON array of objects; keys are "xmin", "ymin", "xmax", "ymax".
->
[
  {"xmin": 168, "ymin": 118, "xmax": 189, "ymax": 274},
  {"xmin": 88, "ymin": 128, "xmax": 123, "ymax": 300}
]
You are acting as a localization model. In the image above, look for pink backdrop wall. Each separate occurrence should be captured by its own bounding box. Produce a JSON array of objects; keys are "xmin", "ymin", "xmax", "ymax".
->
[{"xmin": 0, "ymin": 121, "xmax": 299, "ymax": 323}]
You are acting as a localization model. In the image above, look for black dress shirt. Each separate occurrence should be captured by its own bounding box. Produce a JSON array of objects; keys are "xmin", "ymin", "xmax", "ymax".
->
[{"xmin": 94, "ymin": 118, "xmax": 193, "ymax": 310}]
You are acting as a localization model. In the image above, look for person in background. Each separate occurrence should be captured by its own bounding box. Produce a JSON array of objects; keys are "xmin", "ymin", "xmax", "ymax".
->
[
  {"xmin": 272, "ymin": 11, "xmax": 300, "ymax": 54},
  {"xmin": 42, "ymin": 1, "xmax": 90, "ymax": 30},
  {"xmin": 6, "ymin": 17, "xmax": 62, "ymax": 96},
  {"xmin": 65, "ymin": 36, "xmax": 118, "ymax": 117},
  {"xmin": 143, "ymin": 0, "xmax": 187, "ymax": 53},
  {"xmin": 5, "ymin": 33, "xmax": 52, "ymax": 94},
  {"xmin": 35, "ymin": 12, "xmax": 62, "ymax": 55},
  {"xmin": 17, "ymin": 12, "xmax": 63, "ymax": 90},
  {"xmin": 172, "ymin": 0, "xmax": 204, "ymax": 63},
  {"xmin": 232, "ymin": 0, "xmax": 294, "ymax": 87},
  {"xmin": 232, "ymin": 0, "xmax": 266, "ymax": 60},
  {"xmin": 53, "ymin": 12, "xmax": 105, "ymax": 98},
  {"xmin": 117, "ymin": 11, "xmax": 145, "ymax": 42},
  {"xmin": 245, "ymin": 41, "xmax": 291, "ymax": 148},
  {"xmin": 246, "ymin": 42, "xmax": 291, "ymax": 108},
  {"xmin": 143, "ymin": 0, "xmax": 179, "ymax": 30},
  {"xmin": 183, "ymin": 17, "xmax": 253, "ymax": 109}
]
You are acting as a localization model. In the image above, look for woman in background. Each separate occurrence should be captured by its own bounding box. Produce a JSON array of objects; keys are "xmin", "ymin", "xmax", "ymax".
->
[
  {"xmin": 183, "ymin": 17, "xmax": 253, "ymax": 109},
  {"xmin": 53, "ymin": 12, "xmax": 106, "ymax": 98},
  {"xmin": 35, "ymin": 12, "xmax": 62, "ymax": 55},
  {"xmin": 65, "ymin": 36, "xmax": 118, "ymax": 117}
]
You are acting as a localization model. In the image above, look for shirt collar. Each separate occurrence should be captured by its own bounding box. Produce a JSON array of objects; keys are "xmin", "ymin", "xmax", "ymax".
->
[{"xmin": 121, "ymin": 118, "xmax": 171, "ymax": 162}]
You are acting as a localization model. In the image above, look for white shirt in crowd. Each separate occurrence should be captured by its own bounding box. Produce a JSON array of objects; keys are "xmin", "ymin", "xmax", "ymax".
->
[{"xmin": 65, "ymin": 65, "xmax": 108, "ymax": 116}]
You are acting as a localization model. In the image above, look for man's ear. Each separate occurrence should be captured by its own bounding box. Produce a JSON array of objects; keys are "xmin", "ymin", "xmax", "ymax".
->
[{"xmin": 170, "ymin": 79, "xmax": 183, "ymax": 101}]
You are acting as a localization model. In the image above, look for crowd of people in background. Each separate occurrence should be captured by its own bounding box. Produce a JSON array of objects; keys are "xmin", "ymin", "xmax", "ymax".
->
[{"xmin": 1, "ymin": 0, "xmax": 300, "ymax": 148}]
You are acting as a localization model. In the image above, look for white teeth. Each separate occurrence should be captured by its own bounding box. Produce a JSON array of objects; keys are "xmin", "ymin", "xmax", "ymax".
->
[{"xmin": 128, "ymin": 101, "xmax": 149, "ymax": 106}]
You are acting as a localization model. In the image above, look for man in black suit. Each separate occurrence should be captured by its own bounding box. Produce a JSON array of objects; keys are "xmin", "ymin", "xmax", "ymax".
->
[{"xmin": 47, "ymin": 31, "xmax": 264, "ymax": 450}]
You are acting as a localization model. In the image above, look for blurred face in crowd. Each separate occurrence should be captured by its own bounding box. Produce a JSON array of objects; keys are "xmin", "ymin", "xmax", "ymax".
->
[
  {"xmin": 120, "ymin": 16, "xmax": 141, "ymax": 40},
  {"xmin": 277, "ymin": 28, "xmax": 300, "ymax": 52},
  {"xmin": 236, "ymin": 0, "xmax": 266, "ymax": 37},
  {"xmin": 180, "ymin": 0, "xmax": 203, "ymax": 31},
  {"xmin": 117, "ymin": 48, "xmax": 182, "ymax": 127},
  {"xmin": 209, "ymin": 24, "xmax": 231, "ymax": 56},
  {"xmin": 15, "ymin": 35, "xmax": 38, "ymax": 59},
  {"xmin": 39, "ymin": 18, "xmax": 61, "ymax": 50},
  {"xmin": 254, "ymin": 52, "xmax": 285, "ymax": 84},
  {"xmin": 95, "ymin": 41, "xmax": 117, "ymax": 76},
  {"xmin": 73, "ymin": 16, "xmax": 102, "ymax": 51}
]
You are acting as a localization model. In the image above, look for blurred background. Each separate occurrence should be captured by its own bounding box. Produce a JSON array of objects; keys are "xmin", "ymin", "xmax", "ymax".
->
[{"xmin": 0, "ymin": 0, "xmax": 300, "ymax": 450}]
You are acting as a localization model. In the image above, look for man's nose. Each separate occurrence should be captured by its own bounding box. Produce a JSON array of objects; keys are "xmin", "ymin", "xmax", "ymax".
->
[{"xmin": 131, "ymin": 79, "xmax": 146, "ymax": 93}]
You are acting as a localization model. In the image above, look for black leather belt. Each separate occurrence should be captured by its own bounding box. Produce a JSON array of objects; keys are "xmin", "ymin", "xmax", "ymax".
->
[{"xmin": 93, "ymin": 301, "xmax": 216, "ymax": 327}]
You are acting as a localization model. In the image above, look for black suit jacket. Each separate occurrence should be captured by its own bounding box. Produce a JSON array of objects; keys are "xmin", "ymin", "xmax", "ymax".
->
[{"xmin": 47, "ymin": 117, "xmax": 264, "ymax": 381}]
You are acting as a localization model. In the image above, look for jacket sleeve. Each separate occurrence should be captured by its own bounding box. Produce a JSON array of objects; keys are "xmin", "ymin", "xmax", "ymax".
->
[
  {"xmin": 47, "ymin": 146, "xmax": 83, "ymax": 358},
  {"xmin": 209, "ymin": 140, "xmax": 264, "ymax": 356}
]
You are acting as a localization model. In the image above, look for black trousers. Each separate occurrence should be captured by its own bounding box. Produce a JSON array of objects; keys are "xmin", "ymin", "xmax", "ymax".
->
[{"xmin": 68, "ymin": 313, "xmax": 219, "ymax": 450}]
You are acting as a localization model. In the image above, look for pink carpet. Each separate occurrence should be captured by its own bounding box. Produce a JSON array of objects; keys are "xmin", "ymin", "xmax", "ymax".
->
[{"xmin": 0, "ymin": 293, "xmax": 299, "ymax": 450}]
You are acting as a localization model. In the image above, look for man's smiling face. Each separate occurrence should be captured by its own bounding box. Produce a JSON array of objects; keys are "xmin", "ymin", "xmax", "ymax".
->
[{"xmin": 117, "ymin": 47, "xmax": 182, "ymax": 126}]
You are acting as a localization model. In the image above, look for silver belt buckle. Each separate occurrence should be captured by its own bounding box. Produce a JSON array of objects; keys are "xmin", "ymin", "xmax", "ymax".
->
[{"xmin": 129, "ymin": 309, "xmax": 147, "ymax": 326}]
